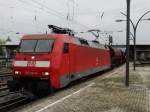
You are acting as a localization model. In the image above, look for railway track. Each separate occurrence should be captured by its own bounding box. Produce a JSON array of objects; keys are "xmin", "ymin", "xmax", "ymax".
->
[
  {"xmin": 0, "ymin": 91, "xmax": 19, "ymax": 97},
  {"xmin": 0, "ymin": 72, "xmax": 10, "ymax": 76},
  {"xmin": 0, "ymin": 69, "xmax": 13, "ymax": 97},
  {"xmin": 0, "ymin": 81, "xmax": 9, "ymax": 92},
  {"xmin": 0, "ymin": 68, "xmax": 12, "ymax": 73},
  {"xmin": 0, "ymin": 86, "xmax": 8, "ymax": 92},
  {"xmin": 0, "ymin": 69, "xmax": 12, "ymax": 80},
  {"xmin": 0, "ymin": 92, "xmax": 28, "ymax": 111},
  {"xmin": 0, "ymin": 72, "xmax": 12, "ymax": 82},
  {"xmin": 0, "ymin": 69, "xmax": 30, "ymax": 111},
  {"xmin": 0, "ymin": 72, "xmax": 12, "ymax": 81},
  {"xmin": 0, "ymin": 71, "xmax": 12, "ymax": 77}
]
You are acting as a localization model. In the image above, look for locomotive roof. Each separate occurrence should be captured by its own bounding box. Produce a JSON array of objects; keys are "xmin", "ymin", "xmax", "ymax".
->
[
  {"xmin": 22, "ymin": 34, "xmax": 68, "ymax": 39},
  {"xmin": 21, "ymin": 34, "xmax": 109, "ymax": 50}
]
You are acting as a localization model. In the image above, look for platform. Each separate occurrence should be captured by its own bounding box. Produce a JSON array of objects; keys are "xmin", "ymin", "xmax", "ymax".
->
[{"xmin": 13, "ymin": 64, "xmax": 150, "ymax": 112}]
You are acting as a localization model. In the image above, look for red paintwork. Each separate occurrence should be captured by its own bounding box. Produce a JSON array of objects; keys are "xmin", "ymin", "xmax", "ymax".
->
[{"xmin": 13, "ymin": 34, "xmax": 111, "ymax": 89}]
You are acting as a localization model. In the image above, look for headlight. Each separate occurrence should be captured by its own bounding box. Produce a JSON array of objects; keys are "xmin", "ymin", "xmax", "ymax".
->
[
  {"xmin": 42, "ymin": 72, "xmax": 49, "ymax": 76},
  {"xmin": 15, "ymin": 71, "xmax": 21, "ymax": 75}
]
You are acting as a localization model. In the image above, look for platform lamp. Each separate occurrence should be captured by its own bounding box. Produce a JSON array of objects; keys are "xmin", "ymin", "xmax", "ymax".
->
[{"xmin": 116, "ymin": 11, "xmax": 150, "ymax": 71}]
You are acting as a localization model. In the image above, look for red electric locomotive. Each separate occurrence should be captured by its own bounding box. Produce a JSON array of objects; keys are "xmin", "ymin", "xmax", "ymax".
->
[{"xmin": 8, "ymin": 25, "xmax": 111, "ymax": 96}]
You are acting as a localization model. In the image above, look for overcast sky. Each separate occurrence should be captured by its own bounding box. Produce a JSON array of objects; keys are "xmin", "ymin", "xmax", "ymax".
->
[{"xmin": 0, "ymin": 0, "xmax": 150, "ymax": 45}]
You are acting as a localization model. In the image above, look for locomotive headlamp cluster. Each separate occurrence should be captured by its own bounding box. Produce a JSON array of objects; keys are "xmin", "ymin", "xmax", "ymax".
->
[
  {"xmin": 15, "ymin": 71, "xmax": 21, "ymax": 75},
  {"xmin": 42, "ymin": 72, "xmax": 49, "ymax": 76}
]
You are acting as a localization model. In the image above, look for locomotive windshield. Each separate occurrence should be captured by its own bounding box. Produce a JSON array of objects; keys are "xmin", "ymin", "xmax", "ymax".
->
[
  {"xmin": 19, "ymin": 39, "xmax": 54, "ymax": 53},
  {"xmin": 35, "ymin": 40, "xmax": 54, "ymax": 52}
]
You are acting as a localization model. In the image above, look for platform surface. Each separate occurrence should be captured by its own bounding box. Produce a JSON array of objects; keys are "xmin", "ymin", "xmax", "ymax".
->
[{"xmin": 14, "ymin": 64, "xmax": 150, "ymax": 112}]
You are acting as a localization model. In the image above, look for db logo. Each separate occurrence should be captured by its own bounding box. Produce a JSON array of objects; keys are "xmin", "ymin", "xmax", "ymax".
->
[{"xmin": 27, "ymin": 61, "xmax": 36, "ymax": 67}]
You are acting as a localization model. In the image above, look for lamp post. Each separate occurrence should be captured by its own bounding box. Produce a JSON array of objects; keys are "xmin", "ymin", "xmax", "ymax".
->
[
  {"xmin": 125, "ymin": 0, "xmax": 130, "ymax": 87},
  {"xmin": 116, "ymin": 11, "xmax": 150, "ymax": 71}
]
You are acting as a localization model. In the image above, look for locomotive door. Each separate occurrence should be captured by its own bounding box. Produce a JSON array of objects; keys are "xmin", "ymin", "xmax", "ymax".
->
[
  {"xmin": 63, "ymin": 43, "xmax": 75, "ymax": 78},
  {"xmin": 63, "ymin": 43, "xmax": 70, "ymax": 75}
]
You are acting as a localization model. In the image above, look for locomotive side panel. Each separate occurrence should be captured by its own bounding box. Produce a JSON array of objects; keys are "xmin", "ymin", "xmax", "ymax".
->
[
  {"xmin": 75, "ymin": 46, "xmax": 111, "ymax": 73},
  {"xmin": 58, "ymin": 43, "xmax": 111, "ymax": 88}
]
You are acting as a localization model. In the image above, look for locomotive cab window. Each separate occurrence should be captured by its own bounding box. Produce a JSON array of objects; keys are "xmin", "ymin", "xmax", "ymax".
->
[
  {"xmin": 35, "ymin": 40, "xmax": 54, "ymax": 53},
  {"xmin": 63, "ymin": 43, "xmax": 69, "ymax": 53},
  {"xmin": 19, "ymin": 39, "xmax": 54, "ymax": 53}
]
